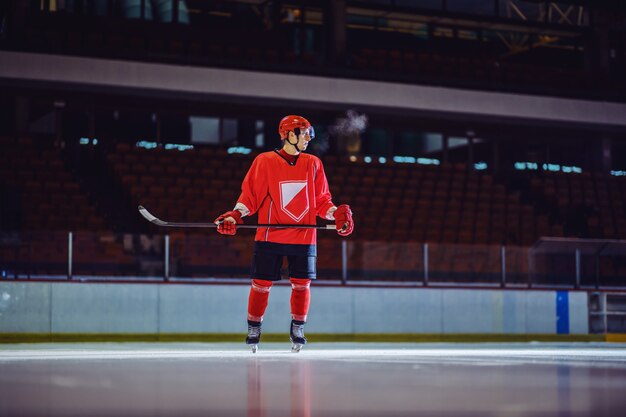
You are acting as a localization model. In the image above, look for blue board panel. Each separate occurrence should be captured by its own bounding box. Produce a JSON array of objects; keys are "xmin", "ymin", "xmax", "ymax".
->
[{"xmin": 556, "ymin": 291, "xmax": 570, "ymax": 334}]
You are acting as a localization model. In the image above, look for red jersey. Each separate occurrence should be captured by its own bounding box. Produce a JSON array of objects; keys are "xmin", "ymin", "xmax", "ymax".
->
[{"xmin": 236, "ymin": 150, "xmax": 335, "ymax": 245}]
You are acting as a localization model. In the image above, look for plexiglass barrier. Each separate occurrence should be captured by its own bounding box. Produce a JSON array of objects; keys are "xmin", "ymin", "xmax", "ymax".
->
[{"xmin": 1, "ymin": 232, "xmax": 625, "ymax": 288}]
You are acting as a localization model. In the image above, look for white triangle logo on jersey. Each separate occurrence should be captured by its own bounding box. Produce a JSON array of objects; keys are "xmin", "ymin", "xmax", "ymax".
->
[{"xmin": 279, "ymin": 181, "xmax": 309, "ymax": 222}]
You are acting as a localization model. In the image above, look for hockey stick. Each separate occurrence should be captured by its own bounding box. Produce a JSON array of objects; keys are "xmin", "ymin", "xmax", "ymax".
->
[{"xmin": 138, "ymin": 205, "xmax": 343, "ymax": 230}]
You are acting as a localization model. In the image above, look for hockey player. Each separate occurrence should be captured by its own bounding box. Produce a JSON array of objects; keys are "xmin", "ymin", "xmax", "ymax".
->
[{"xmin": 214, "ymin": 115, "xmax": 354, "ymax": 353}]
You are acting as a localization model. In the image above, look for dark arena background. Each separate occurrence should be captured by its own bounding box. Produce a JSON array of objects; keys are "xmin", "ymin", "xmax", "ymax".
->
[{"xmin": 1, "ymin": 1, "xmax": 626, "ymax": 416}]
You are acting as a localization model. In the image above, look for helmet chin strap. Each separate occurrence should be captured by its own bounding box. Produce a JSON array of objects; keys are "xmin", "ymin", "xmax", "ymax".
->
[{"xmin": 285, "ymin": 130, "xmax": 302, "ymax": 153}]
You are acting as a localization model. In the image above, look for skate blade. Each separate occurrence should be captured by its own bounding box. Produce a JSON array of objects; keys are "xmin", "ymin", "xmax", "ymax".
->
[
  {"xmin": 291, "ymin": 344, "xmax": 303, "ymax": 353},
  {"xmin": 251, "ymin": 345, "xmax": 258, "ymax": 353}
]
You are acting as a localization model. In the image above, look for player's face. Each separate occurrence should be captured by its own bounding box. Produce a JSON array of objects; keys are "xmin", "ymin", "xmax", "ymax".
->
[{"xmin": 297, "ymin": 127, "xmax": 314, "ymax": 150}]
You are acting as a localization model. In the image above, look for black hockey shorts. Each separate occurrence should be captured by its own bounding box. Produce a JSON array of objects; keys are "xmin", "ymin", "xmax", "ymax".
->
[{"xmin": 251, "ymin": 242, "xmax": 317, "ymax": 281}]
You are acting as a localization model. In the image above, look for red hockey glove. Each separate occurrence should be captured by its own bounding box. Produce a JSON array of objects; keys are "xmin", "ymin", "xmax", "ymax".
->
[
  {"xmin": 214, "ymin": 210, "xmax": 243, "ymax": 235},
  {"xmin": 334, "ymin": 205, "xmax": 354, "ymax": 236}
]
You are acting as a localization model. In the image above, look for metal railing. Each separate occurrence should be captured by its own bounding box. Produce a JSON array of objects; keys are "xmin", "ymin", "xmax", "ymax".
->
[{"xmin": 1, "ymin": 232, "xmax": 625, "ymax": 288}]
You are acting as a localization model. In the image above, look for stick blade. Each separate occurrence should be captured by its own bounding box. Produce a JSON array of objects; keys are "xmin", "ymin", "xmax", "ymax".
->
[{"xmin": 138, "ymin": 205, "xmax": 166, "ymax": 226}]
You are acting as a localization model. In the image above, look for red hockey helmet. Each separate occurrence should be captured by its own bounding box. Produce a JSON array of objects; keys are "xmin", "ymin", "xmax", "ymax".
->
[{"xmin": 278, "ymin": 115, "xmax": 315, "ymax": 140}]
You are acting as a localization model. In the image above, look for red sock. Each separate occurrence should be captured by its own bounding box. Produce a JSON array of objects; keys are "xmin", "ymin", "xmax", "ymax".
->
[
  {"xmin": 290, "ymin": 278, "xmax": 311, "ymax": 322},
  {"xmin": 247, "ymin": 279, "xmax": 273, "ymax": 322}
]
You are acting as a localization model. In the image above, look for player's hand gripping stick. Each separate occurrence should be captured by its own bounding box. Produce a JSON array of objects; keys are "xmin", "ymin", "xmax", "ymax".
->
[
  {"xmin": 214, "ymin": 210, "xmax": 243, "ymax": 235},
  {"xmin": 334, "ymin": 204, "xmax": 354, "ymax": 236}
]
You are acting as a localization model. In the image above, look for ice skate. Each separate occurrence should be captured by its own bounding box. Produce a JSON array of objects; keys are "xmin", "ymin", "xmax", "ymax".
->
[
  {"xmin": 246, "ymin": 320, "xmax": 262, "ymax": 353},
  {"xmin": 290, "ymin": 320, "xmax": 307, "ymax": 353}
]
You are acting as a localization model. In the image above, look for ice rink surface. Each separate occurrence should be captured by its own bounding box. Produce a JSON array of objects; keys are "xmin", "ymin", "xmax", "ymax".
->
[{"xmin": 1, "ymin": 342, "xmax": 626, "ymax": 417}]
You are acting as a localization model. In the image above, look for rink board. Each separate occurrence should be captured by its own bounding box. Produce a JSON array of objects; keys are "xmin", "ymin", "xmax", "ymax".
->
[{"xmin": 0, "ymin": 281, "xmax": 589, "ymax": 339}]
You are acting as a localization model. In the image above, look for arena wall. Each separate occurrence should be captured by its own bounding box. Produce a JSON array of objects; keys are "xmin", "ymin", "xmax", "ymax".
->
[{"xmin": 0, "ymin": 282, "xmax": 589, "ymax": 337}]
